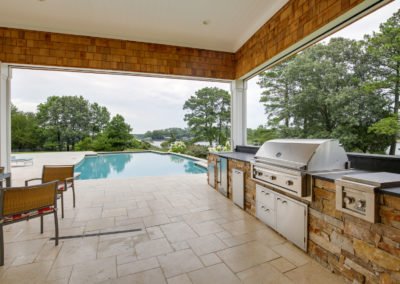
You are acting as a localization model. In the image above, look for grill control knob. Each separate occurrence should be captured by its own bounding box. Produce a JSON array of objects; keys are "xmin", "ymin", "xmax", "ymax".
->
[
  {"xmin": 286, "ymin": 180, "xmax": 294, "ymax": 186},
  {"xmin": 343, "ymin": 196, "xmax": 355, "ymax": 205},
  {"xmin": 270, "ymin": 176, "xmax": 276, "ymax": 180},
  {"xmin": 257, "ymin": 172, "xmax": 263, "ymax": 176},
  {"xmin": 356, "ymin": 200, "xmax": 366, "ymax": 210}
]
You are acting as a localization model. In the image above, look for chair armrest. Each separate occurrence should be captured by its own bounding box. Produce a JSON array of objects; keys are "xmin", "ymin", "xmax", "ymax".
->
[{"xmin": 25, "ymin": 178, "xmax": 42, "ymax": 186}]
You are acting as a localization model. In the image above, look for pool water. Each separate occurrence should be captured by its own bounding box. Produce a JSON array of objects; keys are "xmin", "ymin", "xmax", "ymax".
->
[{"xmin": 75, "ymin": 152, "xmax": 207, "ymax": 180}]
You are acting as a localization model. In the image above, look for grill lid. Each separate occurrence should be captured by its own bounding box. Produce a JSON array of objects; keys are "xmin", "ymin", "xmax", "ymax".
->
[{"xmin": 254, "ymin": 139, "xmax": 348, "ymax": 171}]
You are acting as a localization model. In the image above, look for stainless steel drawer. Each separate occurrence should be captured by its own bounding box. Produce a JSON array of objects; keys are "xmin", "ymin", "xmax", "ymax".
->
[
  {"xmin": 256, "ymin": 184, "xmax": 275, "ymax": 209},
  {"xmin": 256, "ymin": 202, "xmax": 276, "ymax": 229}
]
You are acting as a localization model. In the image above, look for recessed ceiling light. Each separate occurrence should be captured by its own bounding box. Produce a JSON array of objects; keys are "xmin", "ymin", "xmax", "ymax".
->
[{"xmin": 202, "ymin": 20, "xmax": 210, "ymax": 26}]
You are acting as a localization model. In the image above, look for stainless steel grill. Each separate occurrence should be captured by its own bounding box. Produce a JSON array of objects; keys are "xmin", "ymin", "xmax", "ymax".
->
[{"xmin": 251, "ymin": 139, "xmax": 349, "ymax": 197}]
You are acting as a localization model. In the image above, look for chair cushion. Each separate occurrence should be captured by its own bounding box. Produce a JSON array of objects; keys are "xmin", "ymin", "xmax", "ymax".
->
[
  {"xmin": 2, "ymin": 206, "xmax": 55, "ymax": 223},
  {"xmin": 58, "ymin": 184, "xmax": 66, "ymax": 191}
]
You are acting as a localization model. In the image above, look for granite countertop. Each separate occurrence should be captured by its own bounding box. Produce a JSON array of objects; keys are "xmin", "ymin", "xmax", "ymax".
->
[
  {"xmin": 312, "ymin": 170, "xmax": 369, "ymax": 182},
  {"xmin": 379, "ymin": 187, "xmax": 400, "ymax": 197},
  {"xmin": 210, "ymin": 152, "xmax": 400, "ymax": 197},
  {"xmin": 213, "ymin": 151, "xmax": 254, "ymax": 163},
  {"xmin": 313, "ymin": 170, "xmax": 400, "ymax": 197}
]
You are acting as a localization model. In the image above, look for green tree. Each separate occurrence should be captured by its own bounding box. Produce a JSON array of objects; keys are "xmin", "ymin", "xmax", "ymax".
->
[
  {"xmin": 36, "ymin": 96, "xmax": 111, "ymax": 151},
  {"xmin": 257, "ymin": 37, "xmax": 390, "ymax": 153},
  {"xmin": 103, "ymin": 114, "xmax": 133, "ymax": 151},
  {"xmin": 247, "ymin": 126, "xmax": 278, "ymax": 146},
  {"xmin": 11, "ymin": 104, "xmax": 44, "ymax": 151},
  {"xmin": 89, "ymin": 103, "xmax": 110, "ymax": 137},
  {"xmin": 366, "ymin": 10, "xmax": 400, "ymax": 154},
  {"xmin": 183, "ymin": 87, "xmax": 230, "ymax": 146}
]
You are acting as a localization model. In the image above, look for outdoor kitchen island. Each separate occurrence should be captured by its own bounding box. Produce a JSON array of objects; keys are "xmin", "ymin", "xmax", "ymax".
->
[{"xmin": 207, "ymin": 143, "xmax": 400, "ymax": 283}]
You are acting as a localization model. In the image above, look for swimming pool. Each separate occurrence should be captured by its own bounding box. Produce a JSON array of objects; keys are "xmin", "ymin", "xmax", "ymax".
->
[{"xmin": 75, "ymin": 152, "xmax": 207, "ymax": 180}]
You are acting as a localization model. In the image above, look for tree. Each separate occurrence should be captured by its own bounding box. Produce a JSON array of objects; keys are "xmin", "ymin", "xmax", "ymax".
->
[
  {"xmin": 11, "ymin": 104, "xmax": 44, "ymax": 151},
  {"xmin": 102, "ymin": 114, "xmax": 133, "ymax": 151},
  {"xmin": 36, "ymin": 96, "xmax": 111, "ymax": 151},
  {"xmin": 89, "ymin": 103, "xmax": 110, "ymax": 137},
  {"xmin": 257, "ymin": 37, "xmax": 391, "ymax": 153},
  {"xmin": 183, "ymin": 87, "xmax": 230, "ymax": 146},
  {"xmin": 247, "ymin": 126, "xmax": 278, "ymax": 146},
  {"xmin": 366, "ymin": 10, "xmax": 400, "ymax": 154}
]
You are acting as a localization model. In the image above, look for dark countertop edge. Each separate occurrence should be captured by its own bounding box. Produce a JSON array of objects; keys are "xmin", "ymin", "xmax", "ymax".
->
[
  {"xmin": 312, "ymin": 175, "xmax": 335, "ymax": 183},
  {"xmin": 347, "ymin": 152, "xmax": 400, "ymax": 160},
  {"xmin": 210, "ymin": 151, "xmax": 254, "ymax": 163},
  {"xmin": 313, "ymin": 173, "xmax": 400, "ymax": 198},
  {"xmin": 378, "ymin": 187, "xmax": 400, "ymax": 197}
]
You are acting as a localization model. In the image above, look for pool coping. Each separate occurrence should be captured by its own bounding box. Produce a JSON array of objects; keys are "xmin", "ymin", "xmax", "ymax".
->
[{"xmin": 75, "ymin": 150, "xmax": 208, "ymax": 170}]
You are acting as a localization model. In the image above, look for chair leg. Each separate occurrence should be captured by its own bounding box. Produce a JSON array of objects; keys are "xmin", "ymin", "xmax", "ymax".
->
[
  {"xmin": 40, "ymin": 216, "xmax": 44, "ymax": 234},
  {"xmin": 54, "ymin": 211, "xmax": 59, "ymax": 246},
  {"xmin": 0, "ymin": 225, "xmax": 4, "ymax": 266},
  {"xmin": 72, "ymin": 184, "xmax": 76, "ymax": 208},
  {"xmin": 60, "ymin": 192, "xmax": 64, "ymax": 218}
]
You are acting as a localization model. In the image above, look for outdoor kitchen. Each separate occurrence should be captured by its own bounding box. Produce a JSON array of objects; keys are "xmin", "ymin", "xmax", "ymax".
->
[{"xmin": 207, "ymin": 139, "xmax": 400, "ymax": 283}]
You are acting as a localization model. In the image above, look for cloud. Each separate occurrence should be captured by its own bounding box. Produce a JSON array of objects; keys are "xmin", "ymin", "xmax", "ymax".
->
[{"xmin": 11, "ymin": 69, "xmax": 230, "ymax": 133}]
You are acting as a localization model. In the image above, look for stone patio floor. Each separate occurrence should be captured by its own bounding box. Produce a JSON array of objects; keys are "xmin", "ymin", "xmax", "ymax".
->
[{"xmin": 1, "ymin": 154, "xmax": 345, "ymax": 283}]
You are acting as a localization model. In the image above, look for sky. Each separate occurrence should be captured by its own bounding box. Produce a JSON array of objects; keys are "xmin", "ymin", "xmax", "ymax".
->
[
  {"xmin": 12, "ymin": 0, "xmax": 400, "ymax": 133},
  {"xmin": 12, "ymin": 71, "xmax": 230, "ymax": 133},
  {"xmin": 246, "ymin": 0, "xmax": 400, "ymax": 129}
]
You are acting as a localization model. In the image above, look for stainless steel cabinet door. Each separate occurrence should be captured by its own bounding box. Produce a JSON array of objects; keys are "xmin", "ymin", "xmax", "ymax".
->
[
  {"xmin": 208, "ymin": 163, "xmax": 215, "ymax": 188},
  {"xmin": 217, "ymin": 158, "xmax": 228, "ymax": 197},
  {"xmin": 232, "ymin": 169, "xmax": 244, "ymax": 208},
  {"xmin": 276, "ymin": 195, "xmax": 307, "ymax": 251}
]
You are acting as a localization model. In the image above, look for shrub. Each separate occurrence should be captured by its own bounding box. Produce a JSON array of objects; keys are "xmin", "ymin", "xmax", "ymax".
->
[
  {"xmin": 75, "ymin": 137, "xmax": 93, "ymax": 151},
  {"xmin": 92, "ymin": 134, "xmax": 112, "ymax": 151},
  {"xmin": 169, "ymin": 141, "xmax": 186, "ymax": 153},
  {"xmin": 184, "ymin": 145, "xmax": 208, "ymax": 158},
  {"xmin": 130, "ymin": 139, "xmax": 152, "ymax": 150},
  {"xmin": 160, "ymin": 141, "xmax": 171, "ymax": 149},
  {"xmin": 208, "ymin": 141, "xmax": 231, "ymax": 152}
]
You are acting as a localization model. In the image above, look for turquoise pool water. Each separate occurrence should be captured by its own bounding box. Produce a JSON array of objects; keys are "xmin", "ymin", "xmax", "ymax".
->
[{"xmin": 75, "ymin": 152, "xmax": 207, "ymax": 180}]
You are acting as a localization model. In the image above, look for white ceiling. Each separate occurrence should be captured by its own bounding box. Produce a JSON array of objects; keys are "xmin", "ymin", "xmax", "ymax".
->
[{"xmin": 0, "ymin": 0, "xmax": 288, "ymax": 52}]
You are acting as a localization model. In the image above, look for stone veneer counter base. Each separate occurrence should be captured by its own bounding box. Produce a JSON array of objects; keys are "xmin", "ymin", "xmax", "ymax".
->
[{"xmin": 208, "ymin": 153, "xmax": 400, "ymax": 283}]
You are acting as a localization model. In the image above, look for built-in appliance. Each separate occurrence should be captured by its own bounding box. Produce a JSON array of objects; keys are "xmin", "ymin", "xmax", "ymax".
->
[
  {"xmin": 232, "ymin": 169, "xmax": 244, "ymax": 209},
  {"xmin": 217, "ymin": 157, "xmax": 228, "ymax": 197},
  {"xmin": 251, "ymin": 139, "xmax": 349, "ymax": 197},
  {"xmin": 256, "ymin": 184, "xmax": 308, "ymax": 251},
  {"xmin": 336, "ymin": 172, "xmax": 400, "ymax": 223}
]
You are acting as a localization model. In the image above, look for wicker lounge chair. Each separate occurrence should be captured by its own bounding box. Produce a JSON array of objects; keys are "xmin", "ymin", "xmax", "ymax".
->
[
  {"xmin": 0, "ymin": 181, "xmax": 59, "ymax": 266},
  {"xmin": 11, "ymin": 156, "xmax": 33, "ymax": 167},
  {"xmin": 26, "ymin": 165, "xmax": 78, "ymax": 218}
]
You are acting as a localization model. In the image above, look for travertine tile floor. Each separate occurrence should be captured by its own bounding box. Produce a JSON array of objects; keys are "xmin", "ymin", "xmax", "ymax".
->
[{"xmin": 0, "ymin": 174, "xmax": 345, "ymax": 283}]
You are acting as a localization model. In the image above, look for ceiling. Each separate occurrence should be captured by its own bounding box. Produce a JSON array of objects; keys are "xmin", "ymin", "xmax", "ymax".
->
[{"xmin": 0, "ymin": 0, "xmax": 288, "ymax": 52}]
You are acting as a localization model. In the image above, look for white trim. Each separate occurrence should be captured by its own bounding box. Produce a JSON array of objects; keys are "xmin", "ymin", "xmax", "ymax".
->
[
  {"xmin": 231, "ymin": 80, "xmax": 247, "ymax": 149},
  {"xmin": 0, "ymin": 62, "xmax": 11, "ymax": 171},
  {"xmin": 9, "ymin": 64, "xmax": 233, "ymax": 84}
]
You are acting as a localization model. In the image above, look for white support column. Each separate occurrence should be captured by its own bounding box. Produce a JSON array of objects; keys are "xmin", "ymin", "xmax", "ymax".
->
[
  {"xmin": 230, "ymin": 79, "xmax": 247, "ymax": 150},
  {"xmin": 0, "ymin": 63, "xmax": 12, "ymax": 172}
]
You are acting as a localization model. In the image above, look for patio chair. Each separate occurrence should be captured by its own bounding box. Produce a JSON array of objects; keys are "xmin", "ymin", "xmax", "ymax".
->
[
  {"xmin": 0, "ymin": 181, "xmax": 59, "ymax": 266},
  {"xmin": 26, "ymin": 165, "xmax": 77, "ymax": 218}
]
